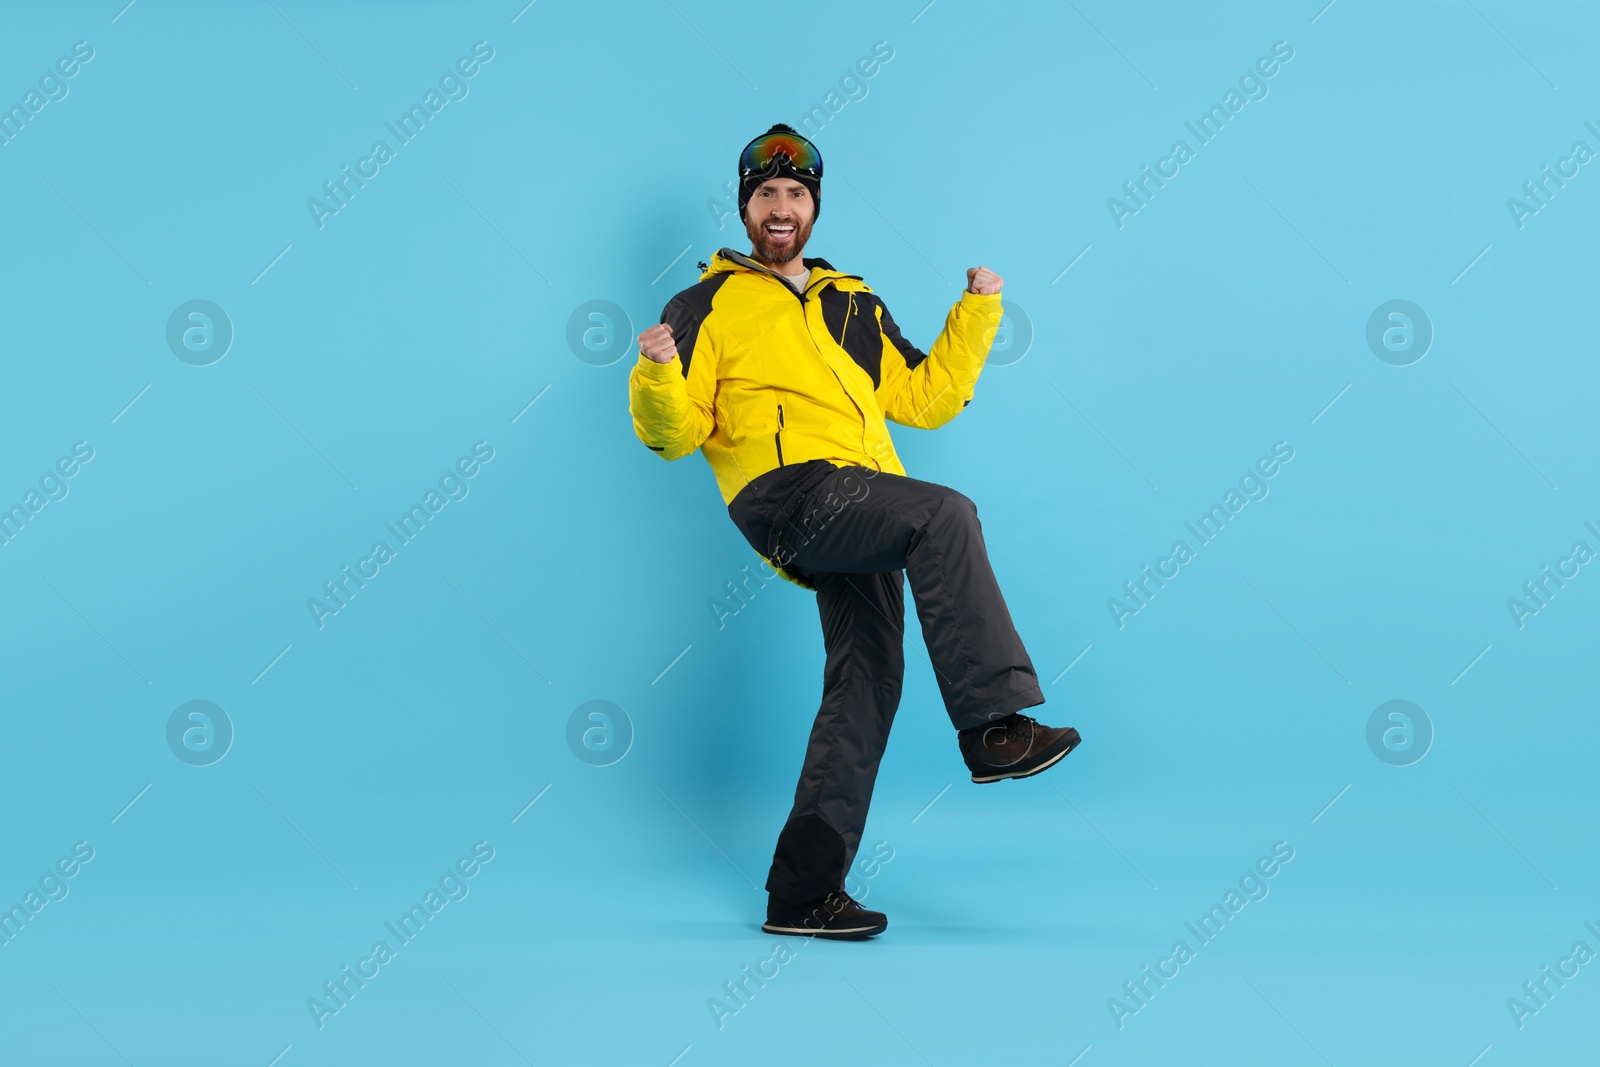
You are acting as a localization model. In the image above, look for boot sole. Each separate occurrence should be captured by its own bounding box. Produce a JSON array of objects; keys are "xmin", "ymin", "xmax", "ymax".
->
[
  {"xmin": 761, "ymin": 919, "xmax": 887, "ymax": 940},
  {"xmin": 969, "ymin": 734, "xmax": 1080, "ymax": 783}
]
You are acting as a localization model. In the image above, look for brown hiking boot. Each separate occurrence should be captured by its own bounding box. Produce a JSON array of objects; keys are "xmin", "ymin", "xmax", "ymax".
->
[{"xmin": 958, "ymin": 712, "xmax": 1081, "ymax": 783}]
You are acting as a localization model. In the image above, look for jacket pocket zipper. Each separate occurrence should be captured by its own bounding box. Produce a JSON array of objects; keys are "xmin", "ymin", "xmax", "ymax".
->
[
  {"xmin": 837, "ymin": 293, "xmax": 855, "ymax": 346},
  {"xmin": 774, "ymin": 402, "xmax": 785, "ymax": 466}
]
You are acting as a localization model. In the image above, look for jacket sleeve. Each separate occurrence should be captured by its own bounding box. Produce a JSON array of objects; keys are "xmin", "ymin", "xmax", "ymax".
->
[
  {"xmin": 873, "ymin": 289, "xmax": 1004, "ymax": 429},
  {"xmin": 628, "ymin": 296, "xmax": 718, "ymax": 460}
]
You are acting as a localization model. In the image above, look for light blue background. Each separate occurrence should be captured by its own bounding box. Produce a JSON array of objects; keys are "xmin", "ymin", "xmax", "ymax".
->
[{"xmin": 2, "ymin": 1, "xmax": 1596, "ymax": 1064}]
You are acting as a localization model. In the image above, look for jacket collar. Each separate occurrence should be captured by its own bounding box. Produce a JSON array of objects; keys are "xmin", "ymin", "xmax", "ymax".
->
[{"xmin": 700, "ymin": 247, "xmax": 856, "ymax": 286}]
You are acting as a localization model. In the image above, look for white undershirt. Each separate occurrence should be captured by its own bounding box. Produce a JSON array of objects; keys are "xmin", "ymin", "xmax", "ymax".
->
[{"xmin": 779, "ymin": 268, "xmax": 810, "ymax": 292}]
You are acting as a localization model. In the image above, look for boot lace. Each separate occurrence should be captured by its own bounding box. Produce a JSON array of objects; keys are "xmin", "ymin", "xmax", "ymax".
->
[{"xmin": 1003, "ymin": 714, "xmax": 1037, "ymax": 741}]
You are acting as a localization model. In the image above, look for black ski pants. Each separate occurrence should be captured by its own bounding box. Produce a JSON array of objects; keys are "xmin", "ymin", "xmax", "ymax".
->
[{"xmin": 729, "ymin": 460, "xmax": 1046, "ymax": 904}]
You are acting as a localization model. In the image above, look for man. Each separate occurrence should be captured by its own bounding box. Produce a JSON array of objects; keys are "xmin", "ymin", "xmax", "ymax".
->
[{"xmin": 629, "ymin": 123, "xmax": 1081, "ymax": 940}]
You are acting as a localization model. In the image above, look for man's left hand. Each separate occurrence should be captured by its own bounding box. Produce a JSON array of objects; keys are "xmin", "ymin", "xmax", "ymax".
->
[{"xmin": 966, "ymin": 266, "xmax": 1003, "ymax": 295}]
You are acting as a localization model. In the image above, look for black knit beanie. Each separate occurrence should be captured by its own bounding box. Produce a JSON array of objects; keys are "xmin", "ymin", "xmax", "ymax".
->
[{"xmin": 737, "ymin": 123, "xmax": 822, "ymax": 224}]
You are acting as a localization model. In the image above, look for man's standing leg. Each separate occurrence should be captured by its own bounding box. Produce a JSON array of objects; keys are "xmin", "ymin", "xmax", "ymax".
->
[{"xmin": 765, "ymin": 568, "xmax": 905, "ymax": 905}]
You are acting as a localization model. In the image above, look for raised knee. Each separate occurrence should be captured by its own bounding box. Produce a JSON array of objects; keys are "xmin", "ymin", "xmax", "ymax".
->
[{"xmin": 936, "ymin": 488, "xmax": 977, "ymax": 521}]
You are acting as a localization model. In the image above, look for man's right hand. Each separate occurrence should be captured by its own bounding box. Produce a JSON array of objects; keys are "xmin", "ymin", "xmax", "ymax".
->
[{"xmin": 638, "ymin": 323, "xmax": 677, "ymax": 364}]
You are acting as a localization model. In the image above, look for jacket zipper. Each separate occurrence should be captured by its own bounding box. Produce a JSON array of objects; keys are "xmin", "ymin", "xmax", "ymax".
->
[{"xmin": 723, "ymin": 253, "xmax": 868, "ymax": 471}]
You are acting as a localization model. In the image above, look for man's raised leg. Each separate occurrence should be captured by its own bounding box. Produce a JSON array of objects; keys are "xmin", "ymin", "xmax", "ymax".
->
[{"xmin": 776, "ymin": 467, "xmax": 1044, "ymax": 731}]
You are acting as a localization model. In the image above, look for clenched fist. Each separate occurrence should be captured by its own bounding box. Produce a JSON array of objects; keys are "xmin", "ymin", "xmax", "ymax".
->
[
  {"xmin": 966, "ymin": 266, "xmax": 1003, "ymax": 295},
  {"xmin": 638, "ymin": 322, "xmax": 677, "ymax": 364}
]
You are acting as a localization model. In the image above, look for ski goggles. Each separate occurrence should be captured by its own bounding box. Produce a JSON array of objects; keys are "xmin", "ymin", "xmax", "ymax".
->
[{"xmin": 739, "ymin": 131, "xmax": 823, "ymax": 179}]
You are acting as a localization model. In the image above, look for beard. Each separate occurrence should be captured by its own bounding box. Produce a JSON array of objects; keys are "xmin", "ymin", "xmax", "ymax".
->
[{"xmin": 746, "ymin": 212, "xmax": 813, "ymax": 266}]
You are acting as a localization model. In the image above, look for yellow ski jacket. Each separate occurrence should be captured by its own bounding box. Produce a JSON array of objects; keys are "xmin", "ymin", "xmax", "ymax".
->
[{"xmin": 628, "ymin": 246, "xmax": 1003, "ymax": 587}]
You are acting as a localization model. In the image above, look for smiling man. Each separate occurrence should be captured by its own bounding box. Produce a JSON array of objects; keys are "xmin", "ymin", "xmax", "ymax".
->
[{"xmin": 628, "ymin": 123, "xmax": 1081, "ymax": 941}]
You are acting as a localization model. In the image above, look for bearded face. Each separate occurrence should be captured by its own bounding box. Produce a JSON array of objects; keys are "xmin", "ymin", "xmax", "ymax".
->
[{"xmin": 744, "ymin": 178, "xmax": 815, "ymax": 267}]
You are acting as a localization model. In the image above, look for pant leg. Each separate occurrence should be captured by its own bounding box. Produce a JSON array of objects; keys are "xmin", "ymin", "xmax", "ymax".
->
[
  {"xmin": 775, "ymin": 465, "xmax": 1044, "ymax": 732},
  {"xmin": 766, "ymin": 568, "xmax": 906, "ymax": 904}
]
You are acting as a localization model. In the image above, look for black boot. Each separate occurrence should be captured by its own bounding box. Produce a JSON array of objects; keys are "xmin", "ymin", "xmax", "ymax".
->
[{"xmin": 762, "ymin": 888, "xmax": 887, "ymax": 940}]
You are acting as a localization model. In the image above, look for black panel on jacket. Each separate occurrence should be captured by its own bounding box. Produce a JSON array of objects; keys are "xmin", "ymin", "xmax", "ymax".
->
[
  {"xmin": 877, "ymin": 302, "xmax": 930, "ymax": 371},
  {"xmin": 659, "ymin": 273, "xmax": 732, "ymax": 376},
  {"xmin": 818, "ymin": 289, "xmax": 894, "ymax": 389}
]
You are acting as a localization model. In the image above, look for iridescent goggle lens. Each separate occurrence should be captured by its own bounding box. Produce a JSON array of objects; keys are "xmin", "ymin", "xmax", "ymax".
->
[{"xmin": 739, "ymin": 132, "xmax": 822, "ymax": 178}]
